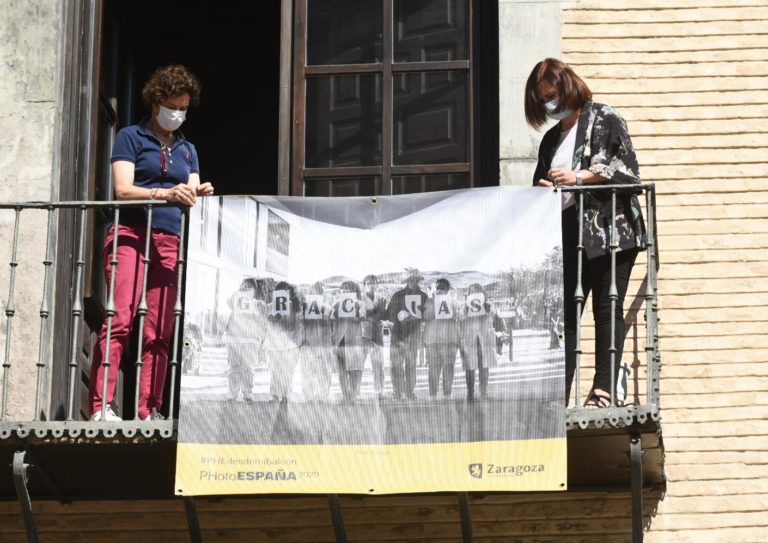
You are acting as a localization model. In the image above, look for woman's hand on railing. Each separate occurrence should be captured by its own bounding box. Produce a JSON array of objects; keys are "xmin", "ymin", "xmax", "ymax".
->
[
  {"xmin": 545, "ymin": 168, "xmax": 607, "ymax": 187},
  {"xmin": 195, "ymin": 182, "xmax": 214, "ymax": 197},
  {"xmin": 160, "ymin": 183, "xmax": 197, "ymax": 206}
]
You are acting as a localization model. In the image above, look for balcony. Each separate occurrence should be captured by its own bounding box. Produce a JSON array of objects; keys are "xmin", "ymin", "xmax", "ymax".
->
[{"xmin": 0, "ymin": 186, "xmax": 662, "ymax": 542}]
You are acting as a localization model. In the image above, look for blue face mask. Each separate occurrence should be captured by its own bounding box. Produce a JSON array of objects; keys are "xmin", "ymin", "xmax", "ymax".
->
[{"xmin": 544, "ymin": 98, "xmax": 573, "ymax": 121}]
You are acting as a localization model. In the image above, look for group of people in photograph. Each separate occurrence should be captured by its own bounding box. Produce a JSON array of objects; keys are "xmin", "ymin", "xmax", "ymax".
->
[{"xmin": 218, "ymin": 268, "xmax": 509, "ymax": 404}]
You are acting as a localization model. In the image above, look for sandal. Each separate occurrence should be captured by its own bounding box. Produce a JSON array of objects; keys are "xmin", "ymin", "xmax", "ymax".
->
[{"xmin": 583, "ymin": 389, "xmax": 612, "ymax": 409}]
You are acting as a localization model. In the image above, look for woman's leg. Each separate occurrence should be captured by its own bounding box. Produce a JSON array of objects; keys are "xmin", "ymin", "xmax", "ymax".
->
[
  {"xmin": 139, "ymin": 230, "xmax": 179, "ymax": 419},
  {"xmin": 590, "ymin": 249, "xmax": 638, "ymax": 399},
  {"xmin": 370, "ymin": 342, "xmax": 385, "ymax": 395},
  {"xmin": 390, "ymin": 341, "xmax": 406, "ymax": 400},
  {"xmin": 442, "ymin": 343, "xmax": 457, "ymax": 396},
  {"xmin": 241, "ymin": 344, "xmax": 256, "ymax": 401},
  {"xmin": 427, "ymin": 344, "xmax": 440, "ymax": 397},
  {"xmin": 465, "ymin": 369, "xmax": 475, "ymax": 400},
  {"xmin": 562, "ymin": 207, "xmax": 592, "ymax": 405},
  {"xmin": 349, "ymin": 370, "xmax": 363, "ymax": 398},
  {"xmin": 336, "ymin": 341, "xmax": 351, "ymax": 400},
  {"xmin": 89, "ymin": 225, "xmax": 144, "ymax": 417},
  {"xmin": 318, "ymin": 348, "xmax": 332, "ymax": 400},
  {"xmin": 268, "ymin": 350, "xmax": 282, "ymax": 400},
  {"xmin": 227, "ymin": 344, "xmax": 241, "ymax": 400},
  {"xmin": 478, "ymin": 338, "xmax": 489, "ymax": 398}
]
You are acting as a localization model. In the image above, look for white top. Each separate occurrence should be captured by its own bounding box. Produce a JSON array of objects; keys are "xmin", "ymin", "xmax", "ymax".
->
[{"xmin": 551, "ymin": 123, "xmax": 578, "ymax": 210}]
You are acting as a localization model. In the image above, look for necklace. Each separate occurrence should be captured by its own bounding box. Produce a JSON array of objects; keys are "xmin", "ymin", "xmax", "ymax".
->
[{"xmin": 160, "ymin": 142, "xmax": 173, "ymax": 175}]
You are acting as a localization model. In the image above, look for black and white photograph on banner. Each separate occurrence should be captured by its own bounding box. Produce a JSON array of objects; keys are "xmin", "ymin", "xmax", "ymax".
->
[{"xmin": 178, "ymin": 187, "xmax": 564, "ymax": 447}]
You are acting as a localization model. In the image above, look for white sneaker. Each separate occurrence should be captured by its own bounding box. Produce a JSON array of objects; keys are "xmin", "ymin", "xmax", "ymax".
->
[
  {"xmin": 143, "ymin": 409, "xmax": 165, "ymax": 421},
  {"xmin": 90, "ymin": 406, "xmax": 122, "ymax": 422}
]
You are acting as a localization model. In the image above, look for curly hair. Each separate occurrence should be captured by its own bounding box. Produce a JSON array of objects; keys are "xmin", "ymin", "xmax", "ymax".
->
[{"xmin": 141, "ymin": 64, "xmax": 201, "ymax": 108}]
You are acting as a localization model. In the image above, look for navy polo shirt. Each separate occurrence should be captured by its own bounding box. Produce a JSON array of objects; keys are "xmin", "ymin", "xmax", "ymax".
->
[{"xmin": 109, "ymin": 119, "xmax": 200, "ymax": 235}]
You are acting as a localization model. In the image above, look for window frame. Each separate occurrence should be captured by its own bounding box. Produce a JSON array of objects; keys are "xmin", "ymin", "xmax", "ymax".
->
[{"xmin": 291, "ymin": 0, "xmax": 476, "ymax": 196}]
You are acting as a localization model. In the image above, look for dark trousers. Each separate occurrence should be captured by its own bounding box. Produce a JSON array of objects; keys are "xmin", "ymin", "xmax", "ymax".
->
[
  {"xmin": 427, "ymin": 342, "xmax": 458, "ymax": 396},
  {"xmin": 336, "ymin": 339, "xmax": 362, "ymax": 400},
  {"xmin": 391, "ymin": 335, "xmax": 419, "ymax": 398},
  {"xmin": 562, "ymin": 208, "xmax": 638, "ymax": 403},
  {"xmin": 465, "ymin": 338, "xmax": 489, "ymax": 399},
  {"xmin": 363, "ymin": 339, "xmax": 385, "ymax": 394}
]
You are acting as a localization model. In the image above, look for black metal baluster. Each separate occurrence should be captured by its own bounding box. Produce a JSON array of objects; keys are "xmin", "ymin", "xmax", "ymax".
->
[
  {"xmin": 99, "ymin": 210, "xmax": 121, "ymax": 420},
  {"xmin": 66, "ymin": 206, "xmax": 88, "ymax": 420},
  {"xmin": 609, "ymin": 189, "xmax": 619, "ymax": 406},
  {"xmin": 167, "ymin": 212, "xmax": 187, "ymax": 418},
  {"xmin": 34, "ymin": 206, "xmax": 56, "ymax": 419},
  {"xmin": 133, "ymin": 207, "xmax": 154, "ymax": 420},
  {"xmin": 645, "ymin": 187, "xmax": 660, "ymax": 407},
  {"xmin": 1, "ymin": 207, "xmax": 22, "ymax": 420},
  {"xmin": 574, "ymin": 190, "xmax": 585, "ymax": 407}
]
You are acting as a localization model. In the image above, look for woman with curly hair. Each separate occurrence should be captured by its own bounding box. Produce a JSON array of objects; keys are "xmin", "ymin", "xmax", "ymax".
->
[{"xmin": 89, "ymin": 65, "xmax": 214, "ymax": 421}]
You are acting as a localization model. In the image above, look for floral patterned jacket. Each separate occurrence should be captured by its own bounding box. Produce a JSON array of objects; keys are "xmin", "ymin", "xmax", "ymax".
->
[{"xmin": 532, "ymin": 101, "xmax": 647, "ymax": 260}]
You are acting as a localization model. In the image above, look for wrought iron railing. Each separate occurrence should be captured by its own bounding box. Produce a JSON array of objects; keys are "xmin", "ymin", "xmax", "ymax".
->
[
  {"xmin": 0, "ymin": 186, "xmax": 660, "ymax": 439},
  {"xmin": 0, "ymin": 201, "xmax": 183, "ymax": 439},
  {"xmin": 561, "ymin": 184, "xmax": 660, "ymax": 430}
]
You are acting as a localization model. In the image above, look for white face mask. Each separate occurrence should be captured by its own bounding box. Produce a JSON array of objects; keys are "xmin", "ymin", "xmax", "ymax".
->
[
  {"xmin": 543, "ymin": 98, "xmax": 573, "ymax": 121},
  {"xmin": 156, "ymin": 105, "xmax": 186, "ymax": 131}
]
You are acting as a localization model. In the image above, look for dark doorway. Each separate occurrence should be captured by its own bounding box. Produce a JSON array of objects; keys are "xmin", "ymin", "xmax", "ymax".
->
[
  {"xmin": 83, "ymin": 1, "xmax": 281, "ymax": 419},
  {"xmin": 103, "ymin": 1, "xmax": 281, "ymax": 196}
]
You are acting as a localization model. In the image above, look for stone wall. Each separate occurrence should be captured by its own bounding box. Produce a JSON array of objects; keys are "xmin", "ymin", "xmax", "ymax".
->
[
  {"xmin": 498, "ymin": 0, "xmax": 568, "ymax": 186},
  {"xmin": 0, "ymin": 0, "xmax": 63, "ymax": 419}
]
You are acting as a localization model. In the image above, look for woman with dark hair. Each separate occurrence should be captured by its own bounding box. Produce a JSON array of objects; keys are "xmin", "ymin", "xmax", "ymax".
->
[
  {"xmin": 89, "ymin": 64, "xmax": 213, "ymax": 421},
  {"xmin": 265, "ymin": 281, "xmax": 303, "ymax": 403},
  {"xmin": 331, "ymin": 280, "xmax": 367, "ymax": 401},
  {"xmin": 459, "ymin": 283, "xmax": 502, "ymax": 401},
  {"xmin": 524, "ymin": 58, "xmax": 646, "ymax": 408},
  {"xmin": 423, "ymin": 278, "xmax": 460, "ymax": 398}
]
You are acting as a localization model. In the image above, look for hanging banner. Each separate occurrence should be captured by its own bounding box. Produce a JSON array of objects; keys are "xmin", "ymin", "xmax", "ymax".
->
[{"xmin": 175, "ymin": 186, "xmax": 566, "ymax": 495}]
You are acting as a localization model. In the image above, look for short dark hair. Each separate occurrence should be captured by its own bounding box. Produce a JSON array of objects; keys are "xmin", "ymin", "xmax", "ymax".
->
[
  {"xmin": 468, "ymin": 282, "xmax": 484, "ymax": 294},
  {"xmin": 274, "ymin": 280, "xmax": 300, "ymax": 306},
  {"xmin": 340, "ymin": 280, "xmax": 360, "ymax": 296},
  {"xmin": 362, "ymin": 275, "xmax": 378, "ymax": 285},
  {"xmin": 435, "ymin": 278, "xmax": 451, "ymax": 291},
  {"xmin": 141, "ymin": 64, "xmax": 201, "ymax": 108},
  {"xmin": 524, "ymin": 58, "xmax": 592, "ymax": 129}
]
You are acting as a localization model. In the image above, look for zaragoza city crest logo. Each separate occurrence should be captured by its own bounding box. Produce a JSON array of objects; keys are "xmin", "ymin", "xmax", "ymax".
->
[{"xmin": 468, "ymin": 463, "xmax": 483, "ymax": 479}]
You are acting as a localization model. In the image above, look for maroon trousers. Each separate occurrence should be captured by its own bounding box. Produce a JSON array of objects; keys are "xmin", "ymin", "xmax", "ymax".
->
[{"xmin": 89, "ymin": 224, "xmax": 179, "ymax": 419}]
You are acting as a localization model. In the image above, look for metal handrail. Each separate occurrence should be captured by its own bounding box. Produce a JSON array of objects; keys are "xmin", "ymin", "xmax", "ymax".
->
[
  {"xmin": 558, "ymin": 183, "xmax": 661, "ymax": 429},
  {"xmin": 0, "ymin": 188, "xmax": 660, "ymax": 438},
  {"xmin": 0, "ymin": 200, "xmax": 182, "ymax": 438}
]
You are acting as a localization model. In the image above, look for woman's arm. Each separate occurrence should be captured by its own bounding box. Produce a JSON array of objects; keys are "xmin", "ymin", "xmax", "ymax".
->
[
  {"xmin": 587, "ymin": 112, "xmax": 640, "ymax": 184},
  {"xmin": 112, "ymin": 160, "xmax": 197, "ymax": 205},
  {"xmin": 188, "ymin": 172, "xmax": 215, "ymax": 196},
  {"xmin": 549, "ymin": 108, "xmax": 639, "ymax": 186},
  {"xmin": 533, "ymin": 128, "xmax": 558, "ymax": 187},
  {"xmin": 546, "ymin": 167, "xmax": 608, "ymax": 187}
]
